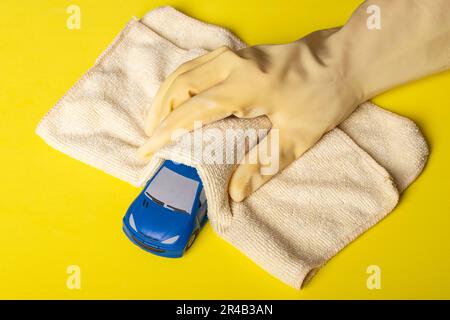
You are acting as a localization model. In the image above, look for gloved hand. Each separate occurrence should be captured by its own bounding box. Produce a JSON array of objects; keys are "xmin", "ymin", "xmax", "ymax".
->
[
  {"xmin": 138, "ymin": 29, "xmax": 363, "ymax": 202},
  {"xmin": 139, "ymin": 0, "xmax": 450, "ymax": 202}
]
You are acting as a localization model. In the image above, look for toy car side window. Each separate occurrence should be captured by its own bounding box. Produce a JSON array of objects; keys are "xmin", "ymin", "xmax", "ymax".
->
[{"xmin": 199, "ymin": 188, "xmax": 206, "ymax": 205}]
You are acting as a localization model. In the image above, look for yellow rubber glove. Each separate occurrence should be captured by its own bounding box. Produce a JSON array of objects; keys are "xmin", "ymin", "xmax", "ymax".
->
[{"xmin": 139, "ymin": 0, "xmax": 450, "ymax": 202}]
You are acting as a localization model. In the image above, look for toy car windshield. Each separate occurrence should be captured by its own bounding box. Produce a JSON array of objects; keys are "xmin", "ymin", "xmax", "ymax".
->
[{"xmin": 144, "ymin": 166, "xmax": 200, "ymax": 214}]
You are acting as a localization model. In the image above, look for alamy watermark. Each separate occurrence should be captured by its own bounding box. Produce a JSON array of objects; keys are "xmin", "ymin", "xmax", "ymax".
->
[
  {"xmin": 169, "ymin": 121, "xmax": 280, "ymax": 175},
  {"xmin": 366, "ymin": 4, "xmax": 381, "ymax": 30},
  {"xmin": 66, "ymin": 264, "xmax": 81, "ymax": 290},
  {"xmin": 366, "ymin": 264, "xmax": 381, "ymax": 290},
  {"xmin": 66, "ymin": 5, "xmax": 81, "ymax": 30}
]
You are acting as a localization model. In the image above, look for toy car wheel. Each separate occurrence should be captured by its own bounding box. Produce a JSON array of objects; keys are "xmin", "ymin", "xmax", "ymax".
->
[{"xmin": 185, "ymin": 229, "xmax": 199, "ymax": 251}]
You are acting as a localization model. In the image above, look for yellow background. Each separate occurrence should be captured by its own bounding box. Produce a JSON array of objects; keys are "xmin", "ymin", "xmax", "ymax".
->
[{"xmin": 1, "ymin": 0, "xmax": 449, "ymax": 299}]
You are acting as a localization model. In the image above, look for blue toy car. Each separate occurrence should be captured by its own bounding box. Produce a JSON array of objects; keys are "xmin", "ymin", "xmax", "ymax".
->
[{"xmin": 122, "ymin": 160, "xmax": 207, "ymax": 258}]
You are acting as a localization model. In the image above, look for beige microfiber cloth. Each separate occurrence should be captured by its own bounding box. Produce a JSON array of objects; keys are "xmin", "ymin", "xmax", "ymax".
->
[{"xmin": 36, "ymin": 6, "xmax": 429, "ymax": 289}]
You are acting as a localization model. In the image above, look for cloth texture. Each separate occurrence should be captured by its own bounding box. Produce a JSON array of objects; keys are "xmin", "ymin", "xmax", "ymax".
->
[{"xmin": 36, "ymin": 6, "xmax": 429, "ymax": 289}]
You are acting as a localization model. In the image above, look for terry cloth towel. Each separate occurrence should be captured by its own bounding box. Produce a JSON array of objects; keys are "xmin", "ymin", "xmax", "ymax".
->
[{"xmin": 36, "ymin": 6, "xmax": 429, "ymax": 289}]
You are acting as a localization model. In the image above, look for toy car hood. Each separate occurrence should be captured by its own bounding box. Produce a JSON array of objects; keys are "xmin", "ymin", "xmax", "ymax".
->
[{"xmin": 128, "ymin": 199, "xmax": 193, "ymax": 242}]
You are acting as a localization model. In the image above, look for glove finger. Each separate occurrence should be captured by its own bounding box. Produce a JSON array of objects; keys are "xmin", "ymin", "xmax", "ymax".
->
[
  {"xmin": 145, "ymin": 46, "xmax": 230, "ymax": 136},
  {"xmin": 229, "ymin": 125, "xmax": 326, "ymax": 202},
  {"xmin": 138, "ymin": 85, "xmax": 239, "ymax": 159},
  {"xmin": 150, "ymin": 47, "xmax": 241, "ymax": 136},
  {"xmin": 158, "ymin": 51, "xmax": 237, "ymax": 117},
  {"xmin": 228, "ymin": 130, "xmax": 297, "ymax": 202}
]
